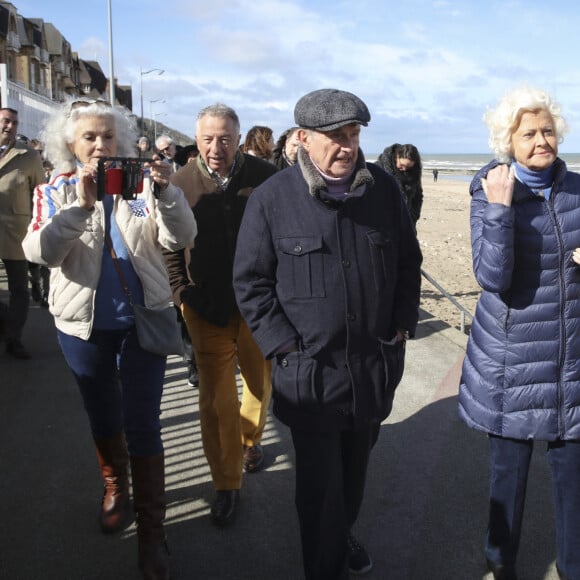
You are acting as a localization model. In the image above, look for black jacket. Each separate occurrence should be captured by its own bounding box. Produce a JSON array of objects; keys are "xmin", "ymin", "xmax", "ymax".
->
[
  {"xmin": 375, "ymin": 145, "xmax": 423, "ymax": 223},
  {"xmin": 164, "ymin": 152, "xmax": 277, "ymax": 327},
  {"xmin": 233, "ymin": 149, "xmax": 422, "ymax": 429}
]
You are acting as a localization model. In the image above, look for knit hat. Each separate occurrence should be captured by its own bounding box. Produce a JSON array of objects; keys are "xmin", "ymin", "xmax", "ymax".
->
[{"xmin": 294, "ymin": 89, "xmax": 371, "ymax": 132}]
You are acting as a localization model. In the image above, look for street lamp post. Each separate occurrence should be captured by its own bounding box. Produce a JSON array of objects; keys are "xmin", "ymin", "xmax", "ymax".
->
[
  {"xmin": 139, "ymin": 68, "xmax": 164, "ymax": 135},
  {"xmin": 107, "ymin": 0, "xmax": 115, "ymax": 105},
  {"xmin": 149, "ymin": 99, "xmax": 165, "ymax": 134},
  {"xmin": 153, "ymin": 112, "xmax": 167, "ymax": 143}
]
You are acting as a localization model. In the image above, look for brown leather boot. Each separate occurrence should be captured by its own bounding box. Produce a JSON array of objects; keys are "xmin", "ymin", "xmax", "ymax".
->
[
  {"xmin": 130, "ymin": 454, "xmax": 170, "ymax": 580},
  {"xmin": 94, "ymin": 432, "xmax": 130, "ymax": 533}
]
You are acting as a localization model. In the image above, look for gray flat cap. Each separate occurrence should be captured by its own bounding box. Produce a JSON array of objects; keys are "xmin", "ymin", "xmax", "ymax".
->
[{"xmin": 294, "ymin": 88, "xmax": 371, "ymax": 132}]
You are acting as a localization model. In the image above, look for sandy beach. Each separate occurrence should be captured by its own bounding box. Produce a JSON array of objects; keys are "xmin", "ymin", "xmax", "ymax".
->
[{"xmin": 416, "ymin": 173, "xmax": 479, "ymax": 333}]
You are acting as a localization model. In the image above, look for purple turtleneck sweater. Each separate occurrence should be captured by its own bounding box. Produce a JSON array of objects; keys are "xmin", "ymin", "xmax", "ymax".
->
[{"xmin": 311, "ymin": 158, "xmax": 354, "ymax": 200}]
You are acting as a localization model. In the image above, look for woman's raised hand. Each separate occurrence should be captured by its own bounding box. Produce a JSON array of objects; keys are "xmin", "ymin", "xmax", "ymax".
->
[{"xmin": 482, "ymin": 164, "xmax": 515, "ymax": 207}]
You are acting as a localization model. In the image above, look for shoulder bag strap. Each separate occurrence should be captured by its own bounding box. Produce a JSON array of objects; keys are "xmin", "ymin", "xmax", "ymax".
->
[{"xmin": 104, "ymin": 231, "xmax": 134, "ymax": 306}]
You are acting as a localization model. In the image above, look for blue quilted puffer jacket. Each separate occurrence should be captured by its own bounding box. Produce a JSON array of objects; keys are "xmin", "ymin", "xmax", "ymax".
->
[{"xmin": 459, "ymin": 158, "xmax": 580, "ymax": 441}]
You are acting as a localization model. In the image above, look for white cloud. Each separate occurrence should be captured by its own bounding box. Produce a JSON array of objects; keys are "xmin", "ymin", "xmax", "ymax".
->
[
  {"xmin": 16, "ymin": 0, "xmax": 580, "ymax": 152},
  {"xmin": 78, "ymin": 37, "xmax": 107, "ymax": 63}
]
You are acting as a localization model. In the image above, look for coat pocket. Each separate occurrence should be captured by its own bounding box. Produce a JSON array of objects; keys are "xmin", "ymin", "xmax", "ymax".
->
[
  {"xmin": 366, "ymin": 230, "xmax": 394, "ymax": 294},
  {"xmin": 379, "ymin": 338, "xmax": 406, "ymax": 392},
  {"xmin": 272, "ymin": 350, "xmax": 321, "ymax": 410},
  {"xmin": 276, "ymin": 235, "xmax": 325, "ymax": 298}
]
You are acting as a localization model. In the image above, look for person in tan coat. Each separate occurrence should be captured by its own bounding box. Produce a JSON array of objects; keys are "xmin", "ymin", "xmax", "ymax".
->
[
  {"xmin": 164, "ymin": 104, "xmax": 276, "ymax": 527},
  {"xmin": 0, "ymin": 107, "xmax": 44, "ymax": 358}
]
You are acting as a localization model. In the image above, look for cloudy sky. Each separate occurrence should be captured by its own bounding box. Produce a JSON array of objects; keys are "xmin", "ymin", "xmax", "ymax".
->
[{"xmin": 16, "ymin": 0, "xmax": 580, "ymax": 154}]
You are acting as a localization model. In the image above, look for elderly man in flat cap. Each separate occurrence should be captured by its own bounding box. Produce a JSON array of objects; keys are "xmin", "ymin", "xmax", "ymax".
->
[{"xmin": 233, "ymin": 89, "xmax": 422, "ymax": 578}]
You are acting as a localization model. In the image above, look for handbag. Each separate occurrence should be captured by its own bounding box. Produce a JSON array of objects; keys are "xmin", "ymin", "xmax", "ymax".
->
[
  {"xmin": 132, "ymin": 303, "xmax": 184, "ymax": 357},
  {"xmin": 105, "ymin": 232, "xmax": 183, "ymax": 357}
]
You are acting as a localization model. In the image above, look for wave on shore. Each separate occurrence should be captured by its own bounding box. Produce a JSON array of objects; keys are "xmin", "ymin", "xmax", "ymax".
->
[{"xmin": 367, "ymin": 152, "xmax": 580, "ymax": 178}]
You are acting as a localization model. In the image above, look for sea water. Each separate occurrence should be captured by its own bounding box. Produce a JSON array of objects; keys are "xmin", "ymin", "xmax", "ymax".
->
[
  {"xmin": 423, "ymin": 153, "xmax": 580, "ymax": 173},
  {"xmin": 367, "ymin": 152, "xmax": 580, "ymax": 183}
]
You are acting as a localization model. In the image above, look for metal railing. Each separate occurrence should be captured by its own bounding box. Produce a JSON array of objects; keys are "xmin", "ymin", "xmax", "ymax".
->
[{"xmin": 421, "ymin": 268, "xmax": 474, "ymax": 334}]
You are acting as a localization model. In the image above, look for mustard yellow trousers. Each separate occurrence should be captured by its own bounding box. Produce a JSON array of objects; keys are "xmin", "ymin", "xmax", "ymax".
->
[{"xmin": 181, "ymin": 304, "xmax": 272, "ymax": 490}]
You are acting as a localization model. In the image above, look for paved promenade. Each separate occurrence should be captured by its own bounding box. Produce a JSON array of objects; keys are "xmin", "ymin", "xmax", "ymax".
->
[{"xmin": 0, "ymin": 264, "xmax": 561, "ymax": 579}]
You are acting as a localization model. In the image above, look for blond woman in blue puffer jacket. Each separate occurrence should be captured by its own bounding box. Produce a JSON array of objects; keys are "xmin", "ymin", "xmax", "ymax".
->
[{"xmin": 459, "ymin": 86, "xmax": 580, "ymax": 580}]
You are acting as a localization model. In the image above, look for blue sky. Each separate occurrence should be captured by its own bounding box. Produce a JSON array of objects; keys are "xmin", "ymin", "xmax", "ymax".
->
[{"xmin": 16, "ymin": 0, "xmax": 580, "ymax": 154}]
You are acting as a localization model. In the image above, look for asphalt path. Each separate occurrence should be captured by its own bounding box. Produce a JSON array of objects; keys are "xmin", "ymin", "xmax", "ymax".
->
[{"xmin": 0, "ymin": 264, "xmax": 561, "ymax": 579}]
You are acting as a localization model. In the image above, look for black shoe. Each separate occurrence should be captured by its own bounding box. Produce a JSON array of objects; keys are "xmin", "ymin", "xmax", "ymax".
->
[
  {"xmin": 6, "ymin": 340, "xmax": 31, "ymax": 359},
  {"xmin": 243, "ymin": 444, "xmax": 264, "ymax": 473},
  {"xmin": 486, "ymin": 558, "xmax": 518, "ymax": 580},
  {"xmin": 347, "ymin": 534, "xmax": 372, "ymax": 575},
  {"xmin": 30, "ymin": 282, "xmax": 42, "ymax": 303},
  {"xmin": 210, "ymin": 490, "xmax": 239, "ymax": 527},
  {"xmin": 187, "ymin": 362, "xmax": 199, "ymax": 388}
]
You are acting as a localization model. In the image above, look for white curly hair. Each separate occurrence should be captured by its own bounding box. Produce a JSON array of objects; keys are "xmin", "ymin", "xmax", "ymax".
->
[
  {"xmin": 40, "ymin": 98, "xmax": 139, "ymax": 173},
  {"xmin": 484, "ymin": 86, "xmax": 568, "ymax": 163}
]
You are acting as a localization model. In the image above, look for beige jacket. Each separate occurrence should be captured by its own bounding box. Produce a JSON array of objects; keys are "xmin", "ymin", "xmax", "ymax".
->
[
  {"xmin": 22, "ymin": 171, "xmax": 197, "ymax": 340},
  {"xmin": 0, "ymin": 142, "xmax": 45, "ymax": 259}
]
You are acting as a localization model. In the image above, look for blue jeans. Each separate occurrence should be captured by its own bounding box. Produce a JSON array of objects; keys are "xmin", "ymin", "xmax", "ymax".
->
[
  {"xmin": 57, "ymin": 327, "xmax": 166, "ymax": 457},
  {"xmin": 487, "ymin": 435, "xmax": 580, "ymax": 578}
]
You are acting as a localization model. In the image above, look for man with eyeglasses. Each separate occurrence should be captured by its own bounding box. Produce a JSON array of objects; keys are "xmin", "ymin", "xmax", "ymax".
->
[
  {"xmin": 163, "ymin": 103, "xmax": 277, "ymax": 527},
  {"xmin": 0, "ymin": 107, "xmax": 45, "ymax": 358},
  {"xmin": 155, "ymin": 134, "xmax": 181, "ymax": 172},
  {"xmin": 155, "ymin": 133, "xmax": 199, "ymax": 387}
]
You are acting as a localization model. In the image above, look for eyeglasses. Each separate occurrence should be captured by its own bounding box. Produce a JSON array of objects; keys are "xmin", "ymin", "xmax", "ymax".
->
[{"xmin": 70, "ymin": 99, "xmax": 112, "ymax": 112}]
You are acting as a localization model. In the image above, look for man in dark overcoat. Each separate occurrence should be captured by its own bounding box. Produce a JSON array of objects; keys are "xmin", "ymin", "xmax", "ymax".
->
[{"xmin": 233, "ymin": 89, "xmax": 422, "ymax": 579}]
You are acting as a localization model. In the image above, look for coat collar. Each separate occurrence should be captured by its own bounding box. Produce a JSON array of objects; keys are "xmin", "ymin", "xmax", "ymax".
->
[
  {"xmin": 296, "ymin": 146, "xmax": 374, "ymax": 200},
  {"xmin": 196, "ymin": 149, "xmax": 246, "ymax": 183},
  {"xmin": 0, "ymin": 141, "xmax": 32, "ymax": 166},
  {"xmin": 472, "ymin": 158, "xmax": 568, "ymax": 203},
  {"xmin": 513, "ymin": 158, "xmax": 567, "ymax": 203}
]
